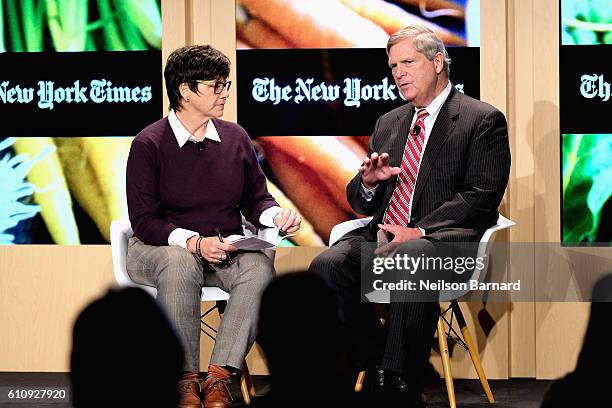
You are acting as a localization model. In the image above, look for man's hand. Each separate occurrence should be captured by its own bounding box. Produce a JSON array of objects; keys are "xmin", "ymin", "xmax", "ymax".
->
[
  {"xmin": 187, "ymin": 236, "xmax": 237, "ymax": 263},
  {"xmin": 359, "ymin": 152, "xmax": 401, "ymax": 189},
  {"xmin": 378, "ymin": 224, "xmax": 423, "ymax": 242},
  {"xmin": 273, "ymin": 208, "xmax": 301, "ymax": 233},
  {"xmin": 374, "ymin": 224, "xmax": 423, "ymax": 257}
]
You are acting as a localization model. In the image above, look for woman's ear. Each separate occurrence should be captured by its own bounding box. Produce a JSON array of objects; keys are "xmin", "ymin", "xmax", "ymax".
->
[{"xmin": 179, "ymin": 83, "xmax": 190, "ymax": 100}]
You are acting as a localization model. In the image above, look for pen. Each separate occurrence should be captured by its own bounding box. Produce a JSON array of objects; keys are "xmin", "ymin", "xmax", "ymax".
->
[
  {"xmin": 215, "ymin": 228, "xmax": 232, "ymax": 266},
  {"xmin": 274, "ymin": 217, "xmax": 287, "ymax": 237}
]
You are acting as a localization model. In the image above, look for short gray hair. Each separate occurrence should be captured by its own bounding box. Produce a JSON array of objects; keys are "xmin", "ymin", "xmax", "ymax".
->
[{"xmin": 386, "ymin": 24, "xmax": 451, "ymax": 77}]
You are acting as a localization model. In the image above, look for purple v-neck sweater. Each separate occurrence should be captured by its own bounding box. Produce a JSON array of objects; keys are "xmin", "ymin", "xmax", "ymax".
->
[{"xmin": 126, "ymin": 117, "xmax": 278, "ymax": 246}]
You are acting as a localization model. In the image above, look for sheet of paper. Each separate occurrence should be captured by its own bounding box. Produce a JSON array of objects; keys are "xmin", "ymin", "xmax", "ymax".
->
[
  {"xmin": 224, "ymin": 235, "xmax": 275, "ymax": 250},
  {"xmin": 276, "ymin": 232, "xmax": 296, "ymax": 245},
  {"xmin": 224, "ymin": 231, "xmax": 295, "ymax": 250}
]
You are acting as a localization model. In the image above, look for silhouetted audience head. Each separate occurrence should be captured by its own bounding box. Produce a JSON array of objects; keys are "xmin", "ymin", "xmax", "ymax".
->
[
  {"xmin": 70, "ymin": 287, "xmax": 184, "ymax": 407},
  {"xmin": 541, "ymin": 273, "xmax": 612, "ymax": 407},
  {"xmin": 257, "ymin": 272, "xmax": 354, "ymax": 407},
  {"xmin": 258, "ymin": 272, "xmax": 343, "ymax": 374}
]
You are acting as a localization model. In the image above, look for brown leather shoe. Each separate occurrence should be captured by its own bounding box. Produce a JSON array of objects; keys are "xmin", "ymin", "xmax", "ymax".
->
[
  {"xmin": 178, "ymin": 372, "xmax": 202, "ymax": 408},
  {"xmin": 203, "ymin": 377, "xmax": 233, "ymax": 408}
]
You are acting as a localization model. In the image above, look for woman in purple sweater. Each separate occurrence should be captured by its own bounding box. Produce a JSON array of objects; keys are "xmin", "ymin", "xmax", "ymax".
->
[{"xmin": 126, "ymin": 45, "xmax": 301, "ymax": 408}]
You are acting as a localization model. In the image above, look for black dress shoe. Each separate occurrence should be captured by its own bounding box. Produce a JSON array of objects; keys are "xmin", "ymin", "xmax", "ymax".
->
[
  {"xmin": 360, "ymin": 365, "xmax": 385, "ymax": 392},
  {"xmin": 369, "ymin": 368, "xmax": 422, "ymax": 407},
  {"xmin": 381, "ymin": 369, "xmax": 411, "ymax": 392}
]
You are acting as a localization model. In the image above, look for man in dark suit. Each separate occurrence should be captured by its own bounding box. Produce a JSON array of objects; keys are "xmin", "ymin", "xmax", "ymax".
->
[{"xmin": 309, "ymin": 24, "xmax": 510, "ymax": 405}]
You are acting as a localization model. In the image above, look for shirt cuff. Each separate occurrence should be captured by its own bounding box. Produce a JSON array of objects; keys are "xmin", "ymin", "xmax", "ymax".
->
[
  {"xmin": 418, "ymin": 227, "xmax": 426, "ymax": 236},
  {"xmin": 360, "ymin": 182, "xmax": 378, "ymax": 202},
  {"xmin": 260, "ymin": 206, "xmax": 283, "ymax": 228},
  {"xmin": 168, "ymin": 228, "xmax": 199, "ymax": 249}
]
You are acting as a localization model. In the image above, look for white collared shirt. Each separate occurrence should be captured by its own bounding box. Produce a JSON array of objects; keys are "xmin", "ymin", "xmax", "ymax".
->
[
  {"xmin": 166, "ymin": 110, "xmax": 281, "ymax": 248},
  {"xmin": 167, "ymin": 109, "xmax": 221, "ymax": 146},
  {"xmin": 361, "ymin": 81, "xmax": 454, "ymax": 234}
]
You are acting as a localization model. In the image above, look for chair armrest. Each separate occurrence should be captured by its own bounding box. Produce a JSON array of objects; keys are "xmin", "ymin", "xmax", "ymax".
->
[
  {"xmin": 329, "ymin": 217, "xmax": 373, "ymax": 247},
  {"xmin": 109, "ymin": 218, "xmax": 136, "ymax": 289}
]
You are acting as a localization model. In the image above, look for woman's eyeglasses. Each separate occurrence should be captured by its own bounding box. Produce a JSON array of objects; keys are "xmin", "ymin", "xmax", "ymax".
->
[{"xmin": 196, "ymin": 80, "xmax": 232, "ymax": 94}]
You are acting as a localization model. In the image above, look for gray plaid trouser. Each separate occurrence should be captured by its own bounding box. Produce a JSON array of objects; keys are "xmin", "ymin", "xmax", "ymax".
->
[{"xmin": 126, "ymin": 236, "xmax": 274, "ymax": 372}]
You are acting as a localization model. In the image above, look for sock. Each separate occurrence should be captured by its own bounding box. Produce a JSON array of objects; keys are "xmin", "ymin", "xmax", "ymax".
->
[{"xmin": 206, "ymin": 365, "xmax": 231, "ymax": 381}]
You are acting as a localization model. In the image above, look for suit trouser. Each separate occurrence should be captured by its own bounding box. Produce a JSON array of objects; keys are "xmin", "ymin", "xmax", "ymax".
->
[
  {"xmin": 127, "ymin": 237, "xmax": 274, "ymax": 372},
  {"xmin": 309, "ymin": 234, "xmax": 439, "ymax": 380}
]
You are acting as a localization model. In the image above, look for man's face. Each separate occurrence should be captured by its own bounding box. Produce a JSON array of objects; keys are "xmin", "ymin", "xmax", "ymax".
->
[{"xmin": 388, "ymin": 38, "xmax": 443, "ymax": 107}]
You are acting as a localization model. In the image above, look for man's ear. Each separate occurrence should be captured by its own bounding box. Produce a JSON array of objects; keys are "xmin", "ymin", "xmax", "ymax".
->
[{"xmin": 434, "ymin": 52, "xmax": 444, "ymax": 75}]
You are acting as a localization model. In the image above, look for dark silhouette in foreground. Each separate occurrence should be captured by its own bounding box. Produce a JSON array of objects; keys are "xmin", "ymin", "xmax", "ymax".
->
[
  {"xmin": 70, "ymin": 287, "xmax": 184, "ymax": 407},
  {"xmin": 257, "ymin": 272, "xmax": 361, "ymax": 407},
  {"xmin": 541, "ymin": 273, "xmax": 612, "ymax": 407}
]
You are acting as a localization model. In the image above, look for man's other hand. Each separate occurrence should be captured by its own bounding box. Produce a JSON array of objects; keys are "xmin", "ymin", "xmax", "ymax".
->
[{"xmin": 359, "ymin": 152, "xmax": 401, "ymax": 189}]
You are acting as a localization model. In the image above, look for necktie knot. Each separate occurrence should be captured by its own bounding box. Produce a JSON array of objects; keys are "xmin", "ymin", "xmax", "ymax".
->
[{"xmin": 411, "ymin": 109, "xmax": 428, "ymax": 138}]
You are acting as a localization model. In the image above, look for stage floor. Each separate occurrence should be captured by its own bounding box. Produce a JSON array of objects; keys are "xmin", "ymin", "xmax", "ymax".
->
[{"xmin": 0, "ymin": 372, "xmax": 552, "ymax": 407}]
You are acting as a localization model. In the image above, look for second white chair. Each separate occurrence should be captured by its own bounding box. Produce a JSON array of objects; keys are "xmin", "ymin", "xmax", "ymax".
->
[{"xmin": 328, "ymin": 214, "xmax": 515, "ymax": 408}]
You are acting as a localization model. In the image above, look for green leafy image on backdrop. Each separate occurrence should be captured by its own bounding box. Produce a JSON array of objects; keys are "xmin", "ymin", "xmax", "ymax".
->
[
  {"xmin": 0, "ymin": 0, "xmax": 161, "ymax": 52},
  {"xmin": 562, "ymin": 134, "xmax": 612, "ymax": 243},
  {"xmin": 561, "ymin": 0, "xmax": 612, "ymax": 45},
  {"xmin": 0, "ymin": 0, "xmax": 161, "ymax": 244}
]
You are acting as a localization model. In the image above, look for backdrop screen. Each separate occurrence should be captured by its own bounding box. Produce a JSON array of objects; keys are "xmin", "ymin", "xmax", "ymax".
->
[
  {"xmin": 236, "ymin": 0, "xmax": 481, "ymax": 245},
  {"xmin": 0, "ymin": 0, "xmax": 162, "ymax": 245},
  {"xmin": 560, "ymin": 0, "xmax": 611, "ymax": 244}
]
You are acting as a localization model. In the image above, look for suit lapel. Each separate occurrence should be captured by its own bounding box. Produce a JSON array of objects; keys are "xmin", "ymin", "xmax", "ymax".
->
[
  {"xmin": 388, "ymin": 105, "xmax": 414, "ymax": 167},
  {"xmin": 411, "ymin": 89, "xmax": 460, "ymax": 208}
]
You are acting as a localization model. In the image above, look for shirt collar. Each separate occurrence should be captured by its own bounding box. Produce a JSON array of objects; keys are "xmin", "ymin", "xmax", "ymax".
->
[
  {"xmin": 420, "ymin": 81, "xmax": 453, "ymax": 121},
  {"xmin": 168, "ymin": 110, "xmax": 221, "ymax": 148}
]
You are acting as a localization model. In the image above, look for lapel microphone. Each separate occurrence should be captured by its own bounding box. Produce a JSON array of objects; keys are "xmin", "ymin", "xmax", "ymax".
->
[
  {"xmin": 411, "ymin": 124, "xmax": 421, "ymax": 137},
  {"xmin": 194, "ymin": 140, "xmax": 206, "ymax": 152}
]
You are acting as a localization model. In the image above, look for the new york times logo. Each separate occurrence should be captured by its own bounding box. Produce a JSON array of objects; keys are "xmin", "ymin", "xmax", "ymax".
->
[
  {"xmin": 251, "ymin": 77, "xmax": 466, "ymax": 107},
  {"xmin": 0, "ymin": 79, "xmax": 153, "ymax": 110},
  {"xmin": 372, "ymin": 253, "xmax": 487, "ymax": 275},
  {"xmin": 580, "ymin": 74, "xmax": 610, "ymax": 102}
]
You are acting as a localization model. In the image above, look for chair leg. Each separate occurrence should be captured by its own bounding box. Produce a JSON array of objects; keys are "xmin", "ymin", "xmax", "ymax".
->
[
  {"xmin": 437, "ymin": 317, "xmax": 456, "ymax": 408},
  {"xmin": 243, "ymin": 360, "xmax": 256, "ymax": 396},
  {"xmin": 240, "ymin": 360, "xmax": 256, "ymax": 405},
  {"xmin": 354, "ymin": 370, "xmax": 366, "ymax": 392},
  {"xmin": 451, "ymin": 302, "xmax": 495, "ymax": 403}
]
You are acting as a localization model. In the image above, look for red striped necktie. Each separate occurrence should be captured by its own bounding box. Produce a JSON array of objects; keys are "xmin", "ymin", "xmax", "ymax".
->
[{"xmin": 382, "ymin": 108, "xmax": 429, "ymax": 226}]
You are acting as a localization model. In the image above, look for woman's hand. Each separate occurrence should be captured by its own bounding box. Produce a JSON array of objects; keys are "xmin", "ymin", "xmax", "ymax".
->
[
  {"xmin": 273, "ymin": 208, "xmax": 301, "ymax": 233},
  {"xmin": 188, "ymin": 236, "xmax": 237, "ymax": 263}
]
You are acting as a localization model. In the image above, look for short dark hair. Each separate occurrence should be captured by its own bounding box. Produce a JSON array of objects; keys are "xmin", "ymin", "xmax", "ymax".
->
[
  {"xmin": 70, "ymin": 287, "xmax": 184, "ymax": 407},
  {"xmin": 164, "ymin": 45, "xmax": 230, "ymax": 111}
]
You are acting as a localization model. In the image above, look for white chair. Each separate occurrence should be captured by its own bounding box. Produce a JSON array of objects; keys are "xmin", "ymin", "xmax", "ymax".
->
[
  {"xmin": 329, "ymin": 214, "xmax": 515, "ymax": 408},
  {"xmin": 109, "ymin": 217, "xmax": 275, "ymax": 405}
]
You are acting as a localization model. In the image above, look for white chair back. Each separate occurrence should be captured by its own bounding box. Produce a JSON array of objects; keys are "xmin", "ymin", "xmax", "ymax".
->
[
  {"xmin": 109, "ymin": 218, "xmax": 157, "ymax": 296},
  {"xmin": 329, "ymin": 214, "xmax": 516, "ymax": 302},
  {"xmin": 440, "ymin": 213, "xmax": 516, "ymax": 300}
]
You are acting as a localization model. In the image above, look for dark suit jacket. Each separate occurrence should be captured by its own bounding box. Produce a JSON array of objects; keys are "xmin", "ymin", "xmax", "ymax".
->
[{"xmin": 346, "ymin": 88, "xmax": 510, "ymax": 243}]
